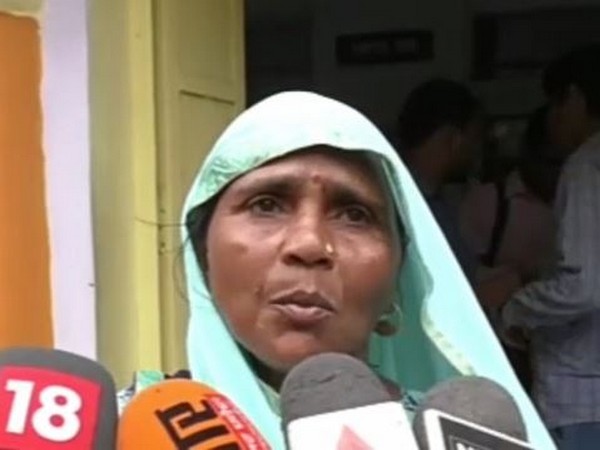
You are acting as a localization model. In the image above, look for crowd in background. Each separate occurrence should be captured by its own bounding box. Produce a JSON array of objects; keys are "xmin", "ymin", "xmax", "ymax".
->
[{"xmin": 396, "ymin": 44, "xmax": 600, "ymax": 450}]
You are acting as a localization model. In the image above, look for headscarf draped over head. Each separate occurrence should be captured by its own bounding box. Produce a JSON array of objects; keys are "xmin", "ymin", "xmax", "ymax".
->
[{"xmin": 181, "ymin": 92, "xmax": 555, "ymax": 449}]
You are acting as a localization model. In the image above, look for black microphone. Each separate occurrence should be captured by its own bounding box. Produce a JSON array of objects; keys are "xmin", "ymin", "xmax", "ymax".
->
[
  {"xmin": 413, "ymin": 376, "xmax": 534, "ymax": 449},
  {"xmin": 280, "ymin": 352, "xmax": 418, "ymax": 449},
  {"xmin": 0, "ymin": 347, "xmax": 117, "ymax": 450}
]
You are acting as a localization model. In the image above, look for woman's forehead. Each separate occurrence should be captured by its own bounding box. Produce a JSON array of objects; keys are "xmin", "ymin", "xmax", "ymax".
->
[{"xmin": 223, "ymin": 146, "xmax": 390, "ymax": 200}]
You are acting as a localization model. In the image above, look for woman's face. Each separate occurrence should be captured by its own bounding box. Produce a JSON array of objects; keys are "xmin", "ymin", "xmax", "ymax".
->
[{"xmin": 203, "ymin": 147, "xmax": 402, "ymax": 374}]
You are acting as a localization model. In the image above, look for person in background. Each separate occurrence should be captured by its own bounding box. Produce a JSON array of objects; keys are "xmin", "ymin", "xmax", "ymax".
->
[
  {"xmin": 500, "ymin": 44, "xmax": 600, "ymax": 450},
  {"xmin": 398, "ymin": 79, "xmax": 485, "ymax": 282},
  {"xmin": 462, "ymin": 105, "xmax": 563, "ymax": 282},
  {"xmin": 398, "ymin": 79, "xmax": 521, "ymax": 308},
  {"xmin": 461, "ymin": 105, "xmax": 565, "ymax": 392}
]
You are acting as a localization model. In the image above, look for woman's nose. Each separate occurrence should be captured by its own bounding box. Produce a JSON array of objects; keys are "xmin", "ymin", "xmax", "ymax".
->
[{"xmin": 280, "ymin": 215, "xmax": 334, "ymax": 269}]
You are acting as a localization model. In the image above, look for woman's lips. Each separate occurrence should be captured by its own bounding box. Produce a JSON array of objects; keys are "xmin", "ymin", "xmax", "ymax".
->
[
  {"xmin": 269, "ymin": 290, "xmax": 335, "ymax": 327},
  {"xmin": 271, "ymin": 303, "xmax": 334, "ymax": 326}
]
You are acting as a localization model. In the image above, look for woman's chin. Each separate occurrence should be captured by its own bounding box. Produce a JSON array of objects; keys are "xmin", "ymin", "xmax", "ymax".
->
[{"xmin": 263, "ymin": 333, "xmax": 345, "ymax": 372}]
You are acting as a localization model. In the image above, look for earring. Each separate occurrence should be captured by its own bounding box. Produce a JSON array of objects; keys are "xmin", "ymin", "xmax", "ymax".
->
[{"xmin": 374, "ymin": 301, "xmax": 403, "ymax": 337}]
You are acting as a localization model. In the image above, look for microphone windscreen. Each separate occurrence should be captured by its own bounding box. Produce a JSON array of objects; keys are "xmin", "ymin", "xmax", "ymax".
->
[
  {"xmin": 117, "ymin": 379, "xmax": 271, "ymax": 449},
  {"xmin": 280, "ymin": 353, "xmax": 420, "ymax": 450},
  {"xmin": 413, "ymin": 375, "xmax": 528, "ymax": 445},
  {"xmin": 0, "ymin": 347, "xmax": 117, "ymax": 450},
  {"xmin": 280, "ymin": 352, "xmax": 391, "ymax": 426}
]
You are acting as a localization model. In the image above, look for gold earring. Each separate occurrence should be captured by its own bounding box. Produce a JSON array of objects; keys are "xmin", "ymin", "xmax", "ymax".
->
[{"xmin": 374, "ymin": 302, "xmax": 403, "ymax": 337}]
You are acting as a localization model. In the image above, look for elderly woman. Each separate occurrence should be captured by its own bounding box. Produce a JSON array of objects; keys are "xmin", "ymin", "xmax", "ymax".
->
[{"xmin": 123, "ymin": 92, "xmax": 554, "ymax": 449}]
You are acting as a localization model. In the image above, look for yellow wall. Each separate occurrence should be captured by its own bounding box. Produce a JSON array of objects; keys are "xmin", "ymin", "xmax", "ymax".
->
[
  {"xmin": 153, "ymin": 0, "xmax": 246, "ymax": 374},
  {"xmin": 89, "ymin": 0, "xmax": 161, "ymax": 386},
  {"xmin": 90, "ymin": 0, "xmax": 245, "ymax": 386},
  {"xmin": 0, "ymin": 12, "xmax": 53, "ymax": 348}
]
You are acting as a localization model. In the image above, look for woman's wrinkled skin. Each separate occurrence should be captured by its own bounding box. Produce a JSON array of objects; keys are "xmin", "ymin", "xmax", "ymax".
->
[{"xmin": 201, "ymin": 147, "xmax": 402, "ymax": 388}]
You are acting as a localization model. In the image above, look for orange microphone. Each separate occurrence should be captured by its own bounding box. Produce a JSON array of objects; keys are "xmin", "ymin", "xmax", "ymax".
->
[{"xmin": 117, "ymin": 379, "xmax": 271, "ymax": 449}]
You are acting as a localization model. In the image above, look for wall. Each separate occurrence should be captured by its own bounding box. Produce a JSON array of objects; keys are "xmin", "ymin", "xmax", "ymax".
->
[
  {"xmin": 471, "ymin": 0, "xmax": 600, "ymax": 116},
  {"xmin": 0, "ymin": 10, "xmax": 52, "ymax": 348},
  {"xmin": 247, "ymin": 0, "xmax": 600, "ymax": 130},
  {"xmin": 90, "ymin": 0, "xmax": 162, "ymax": 384},
  {"xmin": 0, "ymin": 0, "xmax": 97, "ymax": 358},
  {"xmin": 42, "ymin": 0, "xmax": 96, "ymax": 358},
  {"xmin": 246, "ymin": 18, "xmax": 313, "ymax": 105},
  {"xmin": 473, "ymin": 0, "xmax": 600, "ymax": 13},
  {"xmin": 90, "ymin": 0, "xmax": 246, "ymax": 386},
  {"xmin": 312, "ymin": 0, "xmax": 471, "ymax": 134}
]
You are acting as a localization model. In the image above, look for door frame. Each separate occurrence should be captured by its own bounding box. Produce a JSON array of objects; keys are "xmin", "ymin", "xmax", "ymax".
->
[{"xmin": 89, "ymin": 0, "xmax": 162, "ymax": 385}]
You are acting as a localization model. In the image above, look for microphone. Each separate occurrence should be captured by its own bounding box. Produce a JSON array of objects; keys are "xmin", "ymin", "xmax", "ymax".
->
[
  {"xmin": 413, "ymin": 376, "xmax": 534, "ymax": 450},
  {"xmin": 117, "ymin": 378, "xmax": 271, "ymax": 449},
  {"xmin": 0, "ymin": 347, "xmax": 117, "ymax": 450},
  {"xmin": 280, "ymin": 352, "xmax": 418, "ymax": 450}
]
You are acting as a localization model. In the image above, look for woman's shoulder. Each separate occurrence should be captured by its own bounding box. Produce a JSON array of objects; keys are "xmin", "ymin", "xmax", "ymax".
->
[{"xmin": 117, "ymin": 369, "xmax": 191, "ymax": 414}]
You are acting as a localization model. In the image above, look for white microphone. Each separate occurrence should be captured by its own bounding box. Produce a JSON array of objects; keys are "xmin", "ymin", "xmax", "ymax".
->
[{"xmin": 280, "ymin": 353, "xmax": 418, "ymax": 449}]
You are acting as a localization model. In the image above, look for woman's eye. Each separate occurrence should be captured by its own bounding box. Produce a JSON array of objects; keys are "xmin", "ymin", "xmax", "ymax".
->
[
  {"xmin": 338, "ymin": 206, "xmax": 373, "ymax": 224},
  {"xmin": 248, "ymin": 196, "xmax": 283, "ymax": 215}
]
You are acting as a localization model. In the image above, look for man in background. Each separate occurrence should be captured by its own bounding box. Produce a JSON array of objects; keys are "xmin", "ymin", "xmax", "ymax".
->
[
  {"xmin": 500, "ymin": 44, "xmax": 600, "ymax": 449},
  {"xmin": 461, "ymin": 105, "xmax": 564, "ymax": 393},
  {"xmin": 398, "ymin": 79, "xmax": 521, "ymax": 310},
  {"xmin": 398, "ymin": 78, "xmax": 484, "ymax": 282}
]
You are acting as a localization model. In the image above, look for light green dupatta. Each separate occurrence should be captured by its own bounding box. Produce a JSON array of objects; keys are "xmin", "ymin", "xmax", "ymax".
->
[{"xmin": 181, "ymin": 91, "xmax": 555, "ymax": 449}]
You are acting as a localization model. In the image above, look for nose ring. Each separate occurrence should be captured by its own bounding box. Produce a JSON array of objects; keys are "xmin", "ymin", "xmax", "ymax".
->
[{"xmin": 325, "ymin": 243, "xmax": 335, "ymax": 256}]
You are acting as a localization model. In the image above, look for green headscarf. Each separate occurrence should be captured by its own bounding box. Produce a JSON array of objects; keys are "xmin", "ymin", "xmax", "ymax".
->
[{"xmin": 181, "ymin": 91, "xmax": 555, "ymax": 449}]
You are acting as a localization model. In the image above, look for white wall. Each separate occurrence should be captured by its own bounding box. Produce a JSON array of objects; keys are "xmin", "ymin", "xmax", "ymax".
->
[
  {"xmin": 42, "ymin": 0, "xmax": 96, "ymax": 359},
  {"xmin": 312, "ymin": 0, "xmax": 471, "ymax": 134}
]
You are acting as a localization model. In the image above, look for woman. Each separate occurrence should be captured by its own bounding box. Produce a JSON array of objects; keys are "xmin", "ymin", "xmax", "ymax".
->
[{"xmin": 123, "ymin": 92, "xmax": 554, "ymax": 449}]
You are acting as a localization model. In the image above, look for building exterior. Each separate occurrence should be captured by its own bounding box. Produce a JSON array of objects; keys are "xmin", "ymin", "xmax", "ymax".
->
[{"xmin": 0, "ymin": 0, "xmax": 244, "ymax": 386}]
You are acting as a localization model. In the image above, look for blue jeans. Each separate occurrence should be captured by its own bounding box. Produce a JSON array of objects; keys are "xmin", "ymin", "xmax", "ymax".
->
[{"xmin": 551, "ymin": 423, "xmax": 600, "ymax": 450}]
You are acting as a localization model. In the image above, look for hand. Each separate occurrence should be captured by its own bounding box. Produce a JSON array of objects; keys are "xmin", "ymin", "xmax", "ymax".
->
[{"xmin": 485, "ymin": 299, "xmax": 529, "ymax": 350}]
